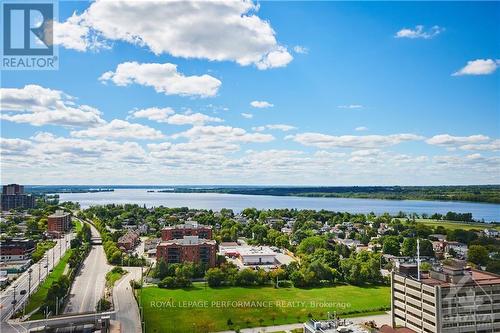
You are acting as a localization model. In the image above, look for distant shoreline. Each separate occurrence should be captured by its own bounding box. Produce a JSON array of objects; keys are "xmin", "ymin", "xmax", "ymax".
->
[{"xmin": 25, "ymin": 184, "xmax": 500, "ymax": 205}]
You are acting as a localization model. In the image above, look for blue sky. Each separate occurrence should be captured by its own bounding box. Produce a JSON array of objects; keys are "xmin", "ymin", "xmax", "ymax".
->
[{"xmin": 1, "ymin": 0, "xmax": 499, "ymax": 185}]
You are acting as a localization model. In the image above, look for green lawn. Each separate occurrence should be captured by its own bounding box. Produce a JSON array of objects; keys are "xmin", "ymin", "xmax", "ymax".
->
[
  {"xmin": 141, "ymin": 283, "xmax": 390, "ymax": 333},
  {"xmin": 106, "ymin": 268, "xmax": 127, "ymax": 287},
  {"xmin": 24, "ymin": 249, "xmax": 72, "ymax": 318},
  {"xmin": 415, "ymin": 218, "xmax": 499, "ymax": 231}
]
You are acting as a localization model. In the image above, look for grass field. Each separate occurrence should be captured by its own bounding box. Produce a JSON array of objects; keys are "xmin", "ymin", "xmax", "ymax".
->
[
  {"xmin": 24, "ymin": 249, "xmax": 72, "ymax": 319},
  {"xmin": 415, "ymin": 219, "xmax": 500, "ymax": 231},
  {"xmin": 141, "ymin": 283, "xmax": 390, "ymax": 333}
]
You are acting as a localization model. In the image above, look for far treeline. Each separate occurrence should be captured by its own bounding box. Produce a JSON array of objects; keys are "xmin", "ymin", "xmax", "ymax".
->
[{"xmin": 170, "ymin": 185, "xmax": 500, "ymax": 204}]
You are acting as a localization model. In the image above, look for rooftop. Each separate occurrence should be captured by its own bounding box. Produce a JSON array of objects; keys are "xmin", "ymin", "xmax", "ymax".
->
[
  {"xmin": 159, "ymin": 236, "xmax": 216, "ymax": 246},
  {"xmin": 162, "ymin": 221, "xmax": 211, "ymax": 230},
  {"xmin": 420, "ymin": 268, "xmax": 500, "ymax": 287},
  {"xmin": 48, "ymin": 210, "xmax": 70, "ymax": 218}
]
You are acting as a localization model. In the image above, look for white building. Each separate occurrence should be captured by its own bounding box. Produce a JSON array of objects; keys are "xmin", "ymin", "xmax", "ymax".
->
[{"xmin": 239, "ymin": 246, "xmax": 277, "ymax": 265}]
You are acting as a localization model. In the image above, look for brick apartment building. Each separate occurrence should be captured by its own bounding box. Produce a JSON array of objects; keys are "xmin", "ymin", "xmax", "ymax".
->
[
  {"xmin": 1, "ymin": 184, "xmax": 35, "ymax": 210},
  {"xmin": 392, "ymin": 263, "xmax": 500, "ymax": 333},
  {"xmin": 47, "ymin": 210, "xmax": 71, "ymax": 237},
  {"xmin": 156, "ymin": 236, "xmax": 217, "ymax": 267},
  {"xmin": 0, "ymin": 238, "xmax": 35, "ymax": 262},
  {"xmin": 161, "ymin": 221, "xmax": 212, "ymax": 241}
]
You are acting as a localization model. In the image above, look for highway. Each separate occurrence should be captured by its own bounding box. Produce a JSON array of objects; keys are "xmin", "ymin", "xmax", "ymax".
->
[
  {"xmin": 64, "ymin": 221, "xmax": 110, "ymax": 314},
  {"xmin": 0, "ymin": 233, "xmax": 72, "ymax": 322}
]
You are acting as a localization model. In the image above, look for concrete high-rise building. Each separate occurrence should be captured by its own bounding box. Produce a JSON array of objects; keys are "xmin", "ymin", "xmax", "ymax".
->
[
  {"xmin": 0, "ymin": 184, "xmax": 35, "ymax": 210},
  {"xmin": 391, "ymin": 263, "xmax": 500, "ymax": 333},
  {"xmin": 2, "ymin": 184, "xmax": 24, "ymax": 195}
]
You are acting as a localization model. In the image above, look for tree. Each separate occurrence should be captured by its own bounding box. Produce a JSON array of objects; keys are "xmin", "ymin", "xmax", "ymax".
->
[
  {"xmin": 297, "ymin": 236, "xmax": 326, "ymax": 255},
  {"xmin": 468, "ymin": 245, "xmax": 489, "ymax": 266},
  {"xmin": 155, "ymin": 259, "xmax": 168, "ymax": 279},
  {"xmin": 401, "ymin": 238, "xmax": 434, "ymax": 257},
  {"xmin": 205, "ymin": 268, "xmax": 225, "ymax": 287},
  {"xmin": 382, "ymin": 236, "xmax": 400, "ymax": 256},
  {"xmin": 290, "ymin": 270, "xmax": 306, "ymax": 288}
]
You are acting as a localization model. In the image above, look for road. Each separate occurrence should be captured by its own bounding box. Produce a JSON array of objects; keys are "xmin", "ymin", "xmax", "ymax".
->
[
  {"xmin": 113, "ymin": 266, "xmax": 142, "ymax": 333},
  {"xmin": 0, "ymin": 233, "xmax": 72, "ymax": 322},
  {"xmin": 64, "ymin": 221, "xmax": 111, "ymax": 313}
]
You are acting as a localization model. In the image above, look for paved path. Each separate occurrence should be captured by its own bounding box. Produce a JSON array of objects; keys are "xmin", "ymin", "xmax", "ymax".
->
[
  {"xmin": 216, "ymin": 312, "xmax": 391, "ymax": 333},
  {"xmin": 113, "ymin": 266, "xmax": 142, "ymax": 333}
]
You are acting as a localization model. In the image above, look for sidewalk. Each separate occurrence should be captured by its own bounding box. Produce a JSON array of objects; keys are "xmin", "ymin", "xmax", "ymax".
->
[{"xmin": 216, "ymin": 312, "xmax": 391, "ymax": 333}]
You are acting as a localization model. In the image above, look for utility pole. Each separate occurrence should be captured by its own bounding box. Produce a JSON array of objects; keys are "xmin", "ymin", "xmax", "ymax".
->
[
  {"xmin": 46, "ymin": 254, "xmax": 49, "ymax": 276},
  {"xmin": 38, "ymin": 262, "xmax": 41, "ymax": 285},
  {"xmin": 28, "ymin": 268, "xmax": 33, "ymax": 295},
  {"xmin": 13, "ymin": 285, "xmax": 17, "ymax": 303},
  {"xmin": 52, "ymin": 246, "xmax": 55, "ymax": 268}
]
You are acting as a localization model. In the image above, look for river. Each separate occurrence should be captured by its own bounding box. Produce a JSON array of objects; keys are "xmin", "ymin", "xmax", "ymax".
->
[{"xmin": 57, "ymin": 189, "xmax": 500, "ymax": 222}]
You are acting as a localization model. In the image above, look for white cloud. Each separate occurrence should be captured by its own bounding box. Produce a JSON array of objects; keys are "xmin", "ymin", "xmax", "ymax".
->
[
  {"xmin": 250, "ymin": 100, "xmax": 274, "ymax": 108},
  {"xmin": 355, "ymin": 126, "xmax": 368, "ymax": 131},
  {"xmin": 166, "ymin": 113, "xmax": 223, "ymax": 126},
  {"xmin": 0, "ymin": 85, "xmax": 105, "ymax": 127},
  {"xmin": 0, "ymin": 132, "xmax": 150, "ymax": 167},
  {"xmin": 70, "ymin": 119, "xmax": 164, "ymax": 139},
  {"xmin": 172, "ymin": 125, "xmax": 274, "ymax": 143},
  {"xmin": 129, "ymin": 107, "xmax": 222, "ymax": 125},
  {"xmin": 395, "ymin": 25, "xmax": 444, "ymax": 39},
  {"xmin": 459, "ymin": 140, "xmax": 500, "ymax": 151},
  {"xmin": 99, "ymin": 62, "xmax": 221, "ymax": 98},
  {"xmin": 337, "ymin": 104, "xmax": 364, "ymax": 109},
  {"xmin": 241, "ymin": 113, "xmax": 253, "ymax": 119},
  {"xmin": 253, "ymin": 124, "xmax": 296, "ymax": 132},
  {"xmin": 55, "ymin": 0, "xmax": 292, "ymax": 70},
  {"xmin": 427, "ymin": 134, "xmax": 499, "ymax": 152},
  {"xmin": 288, "ymin": 132, "xmax": 424, "ymax": 149},
  {"xmin": 293, "ymin": 45, "xmax": 309, "ymax": 54},
  {"xmin": 53, "ymin": 13, "xmax": 108, "ymax": 51},
  {"xmin": 452, "ymin": 59, "xmax": 499, "ymax": 76},
  {"xmin": 128, "ymin": 107, "xmax": 175, "ymax": 122},
  {"xmin": 426, "ymin": 134, "xmax": 490, "ymax": 146},
  {"xmin": 0, "ymin": 138, "xmax": 33, "ymax": 156}
]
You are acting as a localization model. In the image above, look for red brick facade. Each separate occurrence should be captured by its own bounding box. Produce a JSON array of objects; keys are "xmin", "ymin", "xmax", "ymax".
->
[
  {"xmin": 161, "ymin": 224, "xmax": 212, "ymax": 241},
  {"xmin": 156, "ymin": 237, "xmax": 217, "ymax": 267},
  {"xmin": 47, "ymin": 211, "xmax": 71, "ymax": 237}
]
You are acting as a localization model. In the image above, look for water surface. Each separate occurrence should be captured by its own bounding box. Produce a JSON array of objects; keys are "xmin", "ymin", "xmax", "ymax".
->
[{"xmin": 58, "ymin": 189, "xmax": 500, "ymax": 222}]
